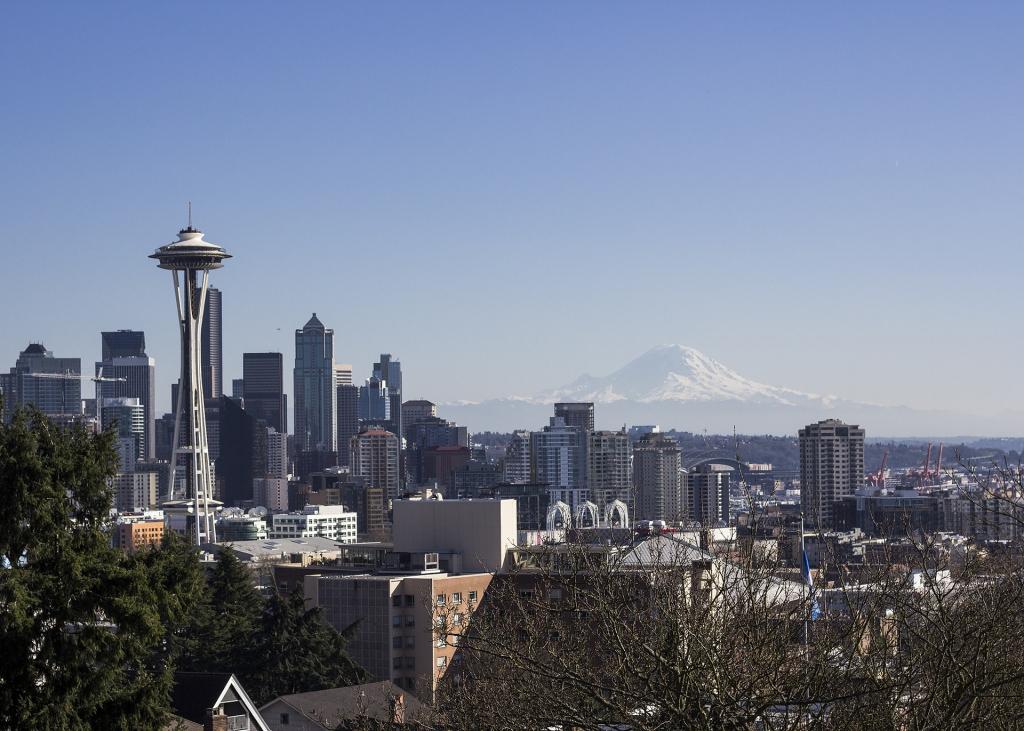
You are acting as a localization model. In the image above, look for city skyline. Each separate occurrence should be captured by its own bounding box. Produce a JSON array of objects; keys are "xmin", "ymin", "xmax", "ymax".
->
[{"xmin": 3, "ymin": 4, "xmax": 1024, "ymax": 430}]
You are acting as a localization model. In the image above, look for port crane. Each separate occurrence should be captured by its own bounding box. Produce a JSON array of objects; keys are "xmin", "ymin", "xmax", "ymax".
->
[{"xmin": 24, "ymin": 369, "xmax": 127, "ymax": 430}]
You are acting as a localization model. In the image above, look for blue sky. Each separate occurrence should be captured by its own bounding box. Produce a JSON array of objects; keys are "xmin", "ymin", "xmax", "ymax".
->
[{"xmin": 1, "ymin": 3, "xmax": 1022, "ymax": 424}]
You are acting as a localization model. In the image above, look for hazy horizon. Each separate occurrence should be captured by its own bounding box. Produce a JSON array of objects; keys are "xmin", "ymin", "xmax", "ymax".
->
[{"xmin": 3, "ymin": 3, "xmax": 1023, "ymax": 434}]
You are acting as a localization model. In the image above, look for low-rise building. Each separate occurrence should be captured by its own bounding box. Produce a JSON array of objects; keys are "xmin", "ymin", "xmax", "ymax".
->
[
  {"xmin": 115, "ymin": 518, "xmax": 165, "ymax": 553},
  {"xmin": 270, "ymin": 504, "xmax": 357, "ymax": 543}
]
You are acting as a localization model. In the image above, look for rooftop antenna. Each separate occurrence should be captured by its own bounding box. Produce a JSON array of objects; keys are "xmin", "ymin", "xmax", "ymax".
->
[{"xmin": 187, "ymin": 201, "xmax": 192, "ymax": 229}]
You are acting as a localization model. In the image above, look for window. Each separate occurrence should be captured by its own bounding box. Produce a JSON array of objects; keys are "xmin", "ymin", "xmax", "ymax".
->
[
  {"xmin": 436, "ymin": 656, "xmax": 447, "ymax": 668},
  {"xmin": 405, "ymin": 636, "xmax": 415, "ymax": 648},
  {"xmin": 436, "ymin": 593, "xmax": 446, "ymax": 605},
  {"xmin": 404, "ymin": 594, "xmax": 415, "ymax": 607},
  {"xmin": 436, "ymin": 636, "xmax": 446, "ymax": 648},
  {"xmin": 403, "ymin": 657, "xmax": 415, "ymax": 670},
  {"xmin": 392, "ymin": 615, "xmax": 401, "ymax": 627},
  {"xmin": 392, "ymin": 595, "xmax": 402, "ymax": 607},
  {"xmin": 405, "ymin": 615, "xmax": 415, "ymax": 627},
  {"xmin": 468, "ymin": 590, "xmax": 478, "ymax": 602},
  {"xmin": 548, "ymin": 588, "xmax": 563, "ymax": 601},
  {"xmin": 392, "ymin": 636, "xmax": 403, "ymax": 649},
  {"xmin": 392, "ymin": 656, "xmax": 402, "ymax": 669},
  {"xmin": 280, "ymin": 712, "xmax": 290, "ymax": 724},
  {"xmin": 453, "ymin": 612, "xmax": 463, "ymax": 625},
  {"xmin": 451, "ymin": 592, "xmax": 462, "ymax": 603}
]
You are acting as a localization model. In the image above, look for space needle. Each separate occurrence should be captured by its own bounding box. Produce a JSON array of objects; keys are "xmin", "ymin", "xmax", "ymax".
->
[{"xmin": 150, "ymin": 208, "xmax": 231, "ymax": 545}]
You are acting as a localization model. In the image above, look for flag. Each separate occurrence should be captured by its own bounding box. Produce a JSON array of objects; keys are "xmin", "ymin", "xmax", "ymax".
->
[{"xmin": 803, "ymin": 550, "xmax": 822, "ymax": 620}]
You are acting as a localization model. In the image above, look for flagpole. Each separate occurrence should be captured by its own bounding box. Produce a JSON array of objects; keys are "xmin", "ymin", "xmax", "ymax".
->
[{"xmin": 802, "ymin": 514, "xmax": 809, "ymax": 647}]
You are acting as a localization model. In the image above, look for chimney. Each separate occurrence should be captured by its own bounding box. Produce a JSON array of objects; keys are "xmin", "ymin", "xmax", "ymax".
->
[
  {"xmin": 205, "ymin": 707, "xmax": 229, "ymax": 731},
  {"xmin": 390, "ymin": 693, "xmax": 406, "ymax": 725}
]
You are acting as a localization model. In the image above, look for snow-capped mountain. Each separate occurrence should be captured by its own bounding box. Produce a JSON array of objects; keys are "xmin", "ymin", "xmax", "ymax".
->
[
  {"xmin": 534, "ymin": 344, "xmax": 837, "ymax": 407},
  {"xmin": 440, "ymin": 345, "xmax": 981, "ymax": 435}
]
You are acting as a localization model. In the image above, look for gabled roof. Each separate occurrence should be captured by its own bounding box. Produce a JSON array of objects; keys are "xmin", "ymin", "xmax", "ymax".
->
[
  {"xmin": 261, "ymin": 681, "xmax": 427, "ymax": 729},
  {"xmin": 171, "ymin": 672, "xmax": 271, "ymax": 731},
  {"xmin": 303, "ymin": 312, "xmax": 325, "ymax": 330}
]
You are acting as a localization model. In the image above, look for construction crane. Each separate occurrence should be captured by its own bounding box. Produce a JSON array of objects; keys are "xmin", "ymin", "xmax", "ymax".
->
[{"xmin": 24, "ymin": 369, "xmax": 127, "ymax": 430}]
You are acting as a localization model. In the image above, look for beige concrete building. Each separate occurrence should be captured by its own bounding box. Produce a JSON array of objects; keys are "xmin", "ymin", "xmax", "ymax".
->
[
  {"xmin": 799, "ymin": 419, "xmax": 865, "ymax": 530},
  {"xmin": 392, "ymin": 498, "xmax": 517, "ymax": 574},
  {"xmin": 110, "ymin": 471, "xmax": 159, "ymax": 512},
  {"xmin": 314, "ymin": 571, "xmax": 492, "ymax": 703}
]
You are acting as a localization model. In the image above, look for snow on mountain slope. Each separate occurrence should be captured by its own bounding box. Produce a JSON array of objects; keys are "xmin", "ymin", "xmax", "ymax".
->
[{"xmin": 535, "ymin": 344, "xmax": 834, "ymax": 406}]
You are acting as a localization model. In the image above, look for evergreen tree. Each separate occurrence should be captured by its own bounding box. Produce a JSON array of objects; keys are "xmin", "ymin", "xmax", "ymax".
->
[
  {"xmin": 178, "ymin": 546, "xmax": 264, "ymax": 673},
  {"xmin": 138, "ymin": 532, "xmax": 209, "ymax": 665},
  {"xmin": 0, "ymin": 408, "xmax": 177, "ymax": 730},
  {"xmin": 243, "ymin": 589, "xmax": 366, "ymax": 705}
]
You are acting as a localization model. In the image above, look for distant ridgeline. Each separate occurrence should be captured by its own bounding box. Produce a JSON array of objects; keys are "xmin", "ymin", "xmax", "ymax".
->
[{"xmin": 470, "ymin": 430, "xmax": 1022, "ymax": 475}]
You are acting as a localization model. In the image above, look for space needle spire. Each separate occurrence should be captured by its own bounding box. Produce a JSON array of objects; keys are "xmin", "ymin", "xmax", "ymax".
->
[{"xmin": 150, "ymin": 213, "xmax": 231, "ymax": 545}]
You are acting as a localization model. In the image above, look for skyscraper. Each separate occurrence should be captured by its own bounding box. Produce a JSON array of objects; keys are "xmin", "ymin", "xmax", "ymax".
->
[
  {"xmin": 554, "ymin": 402, "xmax": 595, "ymax": 432},
  {"xmin": 799, "ymin": 419, "xmax": 865, "ymax": 530},
  {"xmin": 373, "ymin": 354, "xmax": 402, "ymax": 444},
  {"xmin": 402, "ymin": 399, "xmax": 436, "ymax": 441},
  {"xmin": 201, "ymin": 287, "xmax": 223, "ymax": 399},
  {"xmin": 503, "ymin": 430, "xmax": 531, "ymax": 484},
  {"xmin": 587, "ymin": 429, "xmax": 631, "ymax": 507},
  {"xmin": 96, "ymin": 331, "xmax": 156, "ymax": 459},
  {"xmin": 101, "ymin": 330, "xmax": 147, "ymax": 360},
  {"xmin": 530, "ymin": 416, "xmax": 588, "ymax": 509},
  {"xmin": 3, "ymin": 344, "xmax": 82, "ymax": 421},
  {"xmin": 293, "ymin": 313, "xmax": 336, "ymax": 452},
  {"xmin": 336, "ymin": 383, "xmax": 359, "ymax": 467},
  {"xmin": 632, "ymin": 432, "xmax": 683, "ymax": 522},
  {"xmin": 686, "ymin": 464, "xmax": 731, "ymax": 527},
  {"xmin": 243, "ymin": 352, "xmax": 287, "ymax": 434},
  {"xmin": 334, "ymin": 364, "xmax": 353, "ymax": 386},
  {"xmin": 358, "ymin": 375, "xmax": 390, "ymax": 423},
  {"xmin": 351, "ymin": 427, "xmax": 400, "ymax": 500},
  {"xmin": 101, "ymin": 397, "xmax": 146, "ymax": 465}
]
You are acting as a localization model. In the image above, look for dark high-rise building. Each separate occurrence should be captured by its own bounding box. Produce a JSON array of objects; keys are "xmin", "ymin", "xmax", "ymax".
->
[
  {"xmin": 406, "ymin": 416, "xmax": 469, "ymax": 485},
  {"xmin": 96, "ymin": 331, "xmax": 156, "ymax": 459},
  {"xmin": 554, "ymin": 402, "xmax": 595, "ymax": 432},
  {"xmin": 101, "ymin": 330, "xmax": 147, "ymax": 360},
  {"xmin": 336, "ymin": 383, "xmax": 359, "ymax": 467},
  {"xmin": 357, "ymin": 375, "xmax": 390, "ymax": 423},
  {"xmin": 373, "ymin": 354, "xmax": 403, "ymax": 445},
  {"xmin": 242, "ymin": 352, "xmax": 287, "ymax": 434},
  {"xmin": 294, "ymin": 313, "xmax": 336, "ymax": 452},
  {"xmin": 216, "ymin": 396, "xmax": 268, "ymax": 507},
  {"xmin": 799, "ymin": 419, "xmax": 865, "ymax": 530},
  {"xmin": 3, "ymin": 343, "xmax": 82, "ymax": 422},
  {"xmin": 201, "ymin": 287, "xmax": 223, "ymax": 399}
]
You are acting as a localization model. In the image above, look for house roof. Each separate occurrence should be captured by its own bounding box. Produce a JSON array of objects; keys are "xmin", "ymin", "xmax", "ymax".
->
[
  {"xmin": 262, "ymin": 681, "xmax": 427, "ymax": 728},
  {"xmin": 171, "ymin": 672, "xmax": 271, "ymax": 731}
]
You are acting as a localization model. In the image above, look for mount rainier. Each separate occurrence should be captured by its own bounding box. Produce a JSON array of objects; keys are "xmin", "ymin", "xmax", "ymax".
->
[{"xmin": 440, "ymin": 345, "xmax": 980, "ymax": 436}]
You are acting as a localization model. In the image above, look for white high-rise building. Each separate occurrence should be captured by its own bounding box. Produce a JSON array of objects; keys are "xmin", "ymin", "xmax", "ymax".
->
[
  {"xmin": 270, "ymin": 504, "xmax": 357, "ymax": 543},
  {"xmin": 334, "ymin": 364, "xmax": 353, "ymax": 386},
  {"xmin": 530, "ymin": 417, "xmax": 588, "ymax": 509}
]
